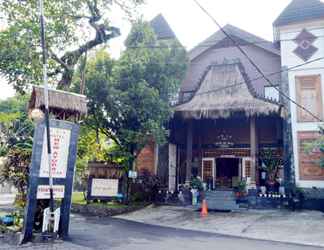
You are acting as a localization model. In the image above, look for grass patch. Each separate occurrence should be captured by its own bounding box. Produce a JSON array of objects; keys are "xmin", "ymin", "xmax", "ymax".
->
[
  {"xmin": 72, "ymin": 192, "xmax": 129, "ymax": 209},
  {"xmin": 72, "ymin": 192, "xmax": 87, "ymax": 205}
]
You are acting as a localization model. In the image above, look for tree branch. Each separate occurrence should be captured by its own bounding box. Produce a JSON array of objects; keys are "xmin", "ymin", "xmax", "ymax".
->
[
  {"xmin": 55, "ymin": 1, "xmax": 120, "ymax": 88},
  {"xmin": 49, "ymin": 48, "xmax": 70, "ymax": 71}
]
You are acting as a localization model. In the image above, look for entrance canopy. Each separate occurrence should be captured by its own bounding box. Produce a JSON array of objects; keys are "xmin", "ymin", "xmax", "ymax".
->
[{"xmin": 174, "ymin": 63, "xmax": 282, "ymax": 119}]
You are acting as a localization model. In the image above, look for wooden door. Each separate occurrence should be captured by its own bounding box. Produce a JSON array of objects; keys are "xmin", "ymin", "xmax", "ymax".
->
[
  {"xmin": 202, "ymin": 158, "xmax": 215, "ymax": 189},
  {"xmin": 242, "ymin": 157, "xmax": 252, "ymax": 185}
]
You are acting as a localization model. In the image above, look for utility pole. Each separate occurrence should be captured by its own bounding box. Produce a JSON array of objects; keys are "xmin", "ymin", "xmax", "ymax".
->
[{"xmin": 38, "ymin": 0, "xmax": 55, "ymax": 236}]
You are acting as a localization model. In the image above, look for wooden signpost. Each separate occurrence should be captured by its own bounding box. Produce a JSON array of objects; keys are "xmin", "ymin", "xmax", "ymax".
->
[{"xmin": 87, "ymin": 162, "xmax": 124, "ymax": 202}]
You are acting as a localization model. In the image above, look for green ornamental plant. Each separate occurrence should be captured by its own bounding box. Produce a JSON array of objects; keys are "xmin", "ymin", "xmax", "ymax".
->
[
  {"xmin": 237, "ymin": 180, "xmax": 247, "ymax": 194},
  {"xmin": 190, "ymin": 177, "xmax": 203, "ymax": 191},
  {"xmin": 259, "ymin": 149, "xmax": 283, "ymax": 185}
]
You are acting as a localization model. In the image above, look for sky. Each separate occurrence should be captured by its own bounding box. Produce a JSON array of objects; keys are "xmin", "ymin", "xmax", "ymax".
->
[{"xmin": 0, "ymin": 0, "xmax": 294, "ymax": 100}]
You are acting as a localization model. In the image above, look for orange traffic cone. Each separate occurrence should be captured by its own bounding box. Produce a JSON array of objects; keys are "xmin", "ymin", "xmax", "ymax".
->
[{"xmin": 201, "ymin": 199, "xmax": 208, "ymax": 217}]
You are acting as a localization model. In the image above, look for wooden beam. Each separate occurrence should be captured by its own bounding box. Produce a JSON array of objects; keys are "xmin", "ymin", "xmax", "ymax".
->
[
  {"xmin": 186, "ymin": 120, "xmax": 193, "ymax": 184},
  {"xmin": 250, "ymin": 116, "xmax": 257, "ymax": 186}
]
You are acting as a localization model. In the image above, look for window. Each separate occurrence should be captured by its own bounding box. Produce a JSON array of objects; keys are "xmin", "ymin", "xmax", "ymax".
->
[
  {"xmin": 264, "ymin": 86, "xmax": 279, "ymax": 102},
  {"xmin": 295, "ymin": 75, "xmax": 323, "ymax": 122}
]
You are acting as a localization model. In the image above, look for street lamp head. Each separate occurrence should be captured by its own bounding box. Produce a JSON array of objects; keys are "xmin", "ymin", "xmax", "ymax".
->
[{"xmin": 29, "ymin": 108, "xmax": 45, "ymax": 123}]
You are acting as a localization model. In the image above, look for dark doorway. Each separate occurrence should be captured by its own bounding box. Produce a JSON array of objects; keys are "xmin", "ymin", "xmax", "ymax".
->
[{"xmin": 215, "ymin": 158, "xmax": 239, "ymax": 188}]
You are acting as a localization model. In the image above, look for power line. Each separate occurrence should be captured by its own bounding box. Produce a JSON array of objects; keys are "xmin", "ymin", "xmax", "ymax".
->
[
  {"xmin": 192, "ymin": 0, "xmax": 323, "ymax": 122},
  {"xmin": 127, "ymin": 36, "xmax": 324, "ymax": 50}
]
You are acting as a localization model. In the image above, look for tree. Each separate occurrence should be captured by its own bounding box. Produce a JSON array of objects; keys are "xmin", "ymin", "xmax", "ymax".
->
[
  {"xmin": 0, "ymin": 0, "xmax": 144, "ymax": 92},
  {"xmin": 76, "ymin": 20, "xmax": 187, "ymax": 170},
  {"xmin": 0, "ymin": 95, "xmax": 33, "ymax": 206},
  {"xmin": 0, "ymin": 95, "xmax": 33, "ymax": 156}
]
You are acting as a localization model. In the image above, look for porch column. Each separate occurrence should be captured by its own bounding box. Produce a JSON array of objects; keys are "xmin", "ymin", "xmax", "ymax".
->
[
  {"xmin": 250, "ymin": 116, "xmax": 257, "ymax": 187},
  {"xmin": 186, "ymin": 120, "xmax": 193, "ymax": 184},
  {"xmin": 197, "ymin": 132, "xmax": 203, "ymax": 178}
]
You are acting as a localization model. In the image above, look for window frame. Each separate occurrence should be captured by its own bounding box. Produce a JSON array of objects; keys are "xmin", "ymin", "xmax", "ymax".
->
[
  {"xmin": 295, "ymin": 74, "xmax": 323, "ymax": 122},
  {"xmin": 264, "ymin": 85, "xmax": 280, "ymax": 102}
]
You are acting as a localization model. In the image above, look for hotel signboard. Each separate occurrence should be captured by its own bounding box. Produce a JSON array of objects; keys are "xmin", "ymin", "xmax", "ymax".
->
[{"xmin": 22, "ymin": 119, "xmax": 80, "ymax": 243}]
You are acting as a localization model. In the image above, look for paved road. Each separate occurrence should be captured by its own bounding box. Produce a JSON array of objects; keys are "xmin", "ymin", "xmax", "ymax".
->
[{"xmin": 0, "ymin": 214, "xmax": 322, "ymax": 250}]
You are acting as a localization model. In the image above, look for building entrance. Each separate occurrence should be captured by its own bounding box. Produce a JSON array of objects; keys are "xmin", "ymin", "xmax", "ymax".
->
[{"xmin": 215, "ymin": 158, "xmax": 240, "ymax": 188}]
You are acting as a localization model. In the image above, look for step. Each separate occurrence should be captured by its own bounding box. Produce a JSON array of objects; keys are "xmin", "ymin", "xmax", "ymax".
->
[
  {"xmin": 205, "ymin": 198, "xmax": 237, "ymax": 203},
  {"xmin": 206, "ymin": 193, "xmax": 235, "ymax": 197},
  {"xmin": 202, "ymin": 190, "xmax": 239, "ymax": 211},
  {"xmin": 203, "ymin": 203, "xmax": 240, "ymax": 211},
  {"xmin": 205, "ymin": 191, "xmax": 235, "ymax": 196},
  {"xmin": 205, "ymin": 195, "xmax": 236, "ymax": 200},
  {"xmin": 205, "ymin": 194, "xmax": 236, "ymax": 199}
]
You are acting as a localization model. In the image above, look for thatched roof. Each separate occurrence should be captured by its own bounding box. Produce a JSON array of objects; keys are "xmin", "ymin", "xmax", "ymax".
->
[
  {"xmin": 174, "ymin": 63, "xmax": 282, "ymax": 119},
  {"xmin": 28, "ymin": 86, "xmax": 87, "ymax": 118}
]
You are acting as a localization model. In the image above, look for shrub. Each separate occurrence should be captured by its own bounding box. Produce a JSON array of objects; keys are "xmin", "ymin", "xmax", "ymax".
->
[{"xmin": 130, "ymin": 169, "xmax": 161, "ymax": 202}]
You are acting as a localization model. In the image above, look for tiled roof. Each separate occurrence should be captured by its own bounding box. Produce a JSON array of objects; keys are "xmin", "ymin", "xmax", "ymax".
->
[
  {"xmin": 150, "ymin": 14, "xmax": 176, "ymax": 40},
  {"xmin": 274, "ymin": 0, "xmax": 324, "ymax": 26}
]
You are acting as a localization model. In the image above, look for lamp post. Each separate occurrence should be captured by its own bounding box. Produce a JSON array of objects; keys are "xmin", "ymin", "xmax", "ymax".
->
[{"xmin": 38, "ymin": 0, "xmax": 55, "ymax": 236}]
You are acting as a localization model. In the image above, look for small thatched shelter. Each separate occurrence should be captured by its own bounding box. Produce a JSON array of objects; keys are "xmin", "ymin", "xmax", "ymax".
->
[
  {"xmin": 174, "ymin": 63, "xmax": 282, "ymax": 119},
  {"xmin": 28, "ymin": 86, "xmax": 87, "ymax": 121}
]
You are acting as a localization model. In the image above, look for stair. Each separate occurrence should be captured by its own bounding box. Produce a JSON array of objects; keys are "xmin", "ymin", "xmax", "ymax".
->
[{"xmin": 201, "ymin": 190, "xmax": 240, "ymax": 211}]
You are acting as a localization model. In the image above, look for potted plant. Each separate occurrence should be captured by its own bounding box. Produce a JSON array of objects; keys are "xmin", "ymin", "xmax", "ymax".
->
[
  {"xmin": 235, "ymin": 180, "xmax": 247, "ymax": 198},
  {"xmin": 259, "ymin": 149, "xmax": 283, "ymax": 193},
  {"xmin": 190, "ymin": 176, "xmax": 203, "ymax": 204}
]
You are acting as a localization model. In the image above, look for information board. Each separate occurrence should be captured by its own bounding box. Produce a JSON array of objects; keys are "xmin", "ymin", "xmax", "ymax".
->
[{"xmin": 91, "ymin": 179, "xmax": 119, "ymax": 197}]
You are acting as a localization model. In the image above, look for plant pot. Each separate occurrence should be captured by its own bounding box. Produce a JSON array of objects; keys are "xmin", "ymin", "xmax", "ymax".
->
[{"xmin": 260, "ymin": 186, "xmax": 267, "ymax": 195}]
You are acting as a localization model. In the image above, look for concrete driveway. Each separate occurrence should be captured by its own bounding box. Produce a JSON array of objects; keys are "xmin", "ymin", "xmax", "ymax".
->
[{"xmin": 116, "ymin": 205, "xmax": 324, "ymax": 247}]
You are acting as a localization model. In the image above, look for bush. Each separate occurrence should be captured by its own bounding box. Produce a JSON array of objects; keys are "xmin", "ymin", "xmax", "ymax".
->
[
  {"xmin": 0, "ymin": 147, "xmax": 31, "ymax": 206},
  {"xmin": 190, "ymin": 176, "xmax": 203, "ymax": 191},
  {"xmin": 130, "ymin": 169, "xmax": 161, "ymax": 202}
]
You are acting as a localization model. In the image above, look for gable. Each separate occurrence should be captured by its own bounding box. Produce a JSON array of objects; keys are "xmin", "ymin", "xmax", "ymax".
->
[
  {"xmin": 189, "ymin": 24, "xmax": 280, "ymax": 61},
  {"xmin": 181, "ymin": 38, "xmax": 281, "ymax": 97}
]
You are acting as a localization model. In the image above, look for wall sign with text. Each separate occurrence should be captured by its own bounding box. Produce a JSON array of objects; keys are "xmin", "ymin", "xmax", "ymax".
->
[
  {"xmin": 87, "ymin": 177, "xmax": 121, "ymax": 201},
  {"xmin": 39, "ymin": 127, "xmax": 71, "ymax": 178}
]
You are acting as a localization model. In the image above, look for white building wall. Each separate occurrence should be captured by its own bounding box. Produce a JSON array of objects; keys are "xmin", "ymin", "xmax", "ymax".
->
[{"xmin": 278, "ymin": 19, "xmax": 324, "ymax": 188}]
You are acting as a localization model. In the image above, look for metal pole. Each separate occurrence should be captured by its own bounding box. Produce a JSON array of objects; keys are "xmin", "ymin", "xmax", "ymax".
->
[{"xmin": 38, "ymin": 0, "xmax": 55, "ymax": 234}]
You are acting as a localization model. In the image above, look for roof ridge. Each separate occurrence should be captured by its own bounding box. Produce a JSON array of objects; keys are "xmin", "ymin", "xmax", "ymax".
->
[
  {"xmin": 189, "ymin": 24, "xmax": 280, "ymax": 61},
  {"xmin": 224, "ymin": 24, "xmax": 271, "ymax": 43}
]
